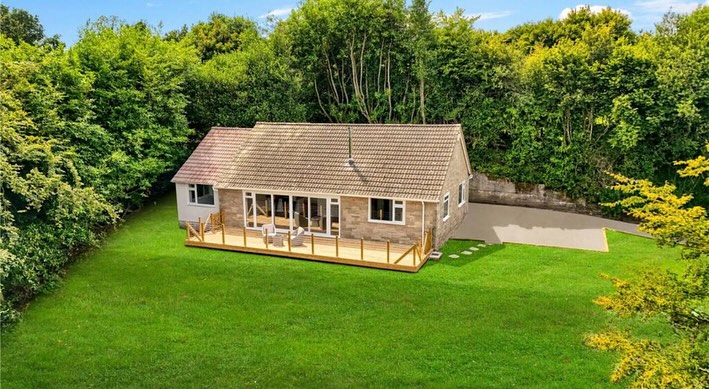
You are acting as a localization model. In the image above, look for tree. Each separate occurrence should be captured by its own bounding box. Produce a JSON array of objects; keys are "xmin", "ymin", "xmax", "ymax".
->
[
  {"xmin": 185, "ymin": 34, "xmax": 308, "ymax": 136},
  {"xmin": 0, "ymin": 35, "xmax": 116, "ymax": 326},
  {"xmin": 586, "ymin": 145, "xmax": 709, "ymax": 388},
  {"xmin": 408, "ymin": 0, "xmax": 434, "ymax": 123},
  {"xmin": 183, "ymin": 13, "xmax": 258, "ymax": 61},
  {"xmin": 0, "ymin": 5, "xmax": 44, "ymax": 45},
  {"xmin": 70, "ymin": 18, "xmax": 199, "ymax": 208}
]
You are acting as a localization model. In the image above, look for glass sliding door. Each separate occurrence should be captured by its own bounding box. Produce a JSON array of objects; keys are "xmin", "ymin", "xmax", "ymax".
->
[
  {"xmin": 309, "ymin": 197, "xmax": 327, "ymax": 234},
  {"xmin": 273, "ymin": 194, "xmax": 291, "ymax": 230},
  {"xmin": 293, "ymin": 196, "xmax": 309, "ymax": 230},
  {"xmin": 244, "ymin": 192, "xmax": 256, "ymax": 228},
  {"xmin": 255, "ymin": 194, "xmax": 272, "ymax": 227},
  {"xmin": 329, "ymin": 199, "xmax": 339, "ymax": 236}
]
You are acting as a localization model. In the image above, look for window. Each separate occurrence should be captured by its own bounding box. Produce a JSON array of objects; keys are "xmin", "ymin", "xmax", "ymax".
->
[
  {"xmin": 369, "ymin": 198, "xmax": 404, "ymax": 224},
  {"xmin": 442, "ymin": 192, "xmax": 450, "ymax": 221},
  {"xmin": 188, "ymin": 184, "xmax": 215, "ymax": 205},
  {"xmin": 458, "ymin": 180, "xmax": 466, "ymax": 206}
]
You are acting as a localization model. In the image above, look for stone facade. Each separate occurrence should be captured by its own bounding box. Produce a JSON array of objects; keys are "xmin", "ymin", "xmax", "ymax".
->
[
  {"xmin": 219, "ymin": 189, "xmax": 244, "ymax": 228},
  {"xmin": 434, "ymin": 138, "xmax": 470, "ymax": 248},
  {"xmin": 340, "ymin": 196, "xmax": 436, "ymax": 245}
]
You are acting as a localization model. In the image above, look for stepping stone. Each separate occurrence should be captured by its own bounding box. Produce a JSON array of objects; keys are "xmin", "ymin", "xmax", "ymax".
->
[
  {"xmin": 448, "ymin": 254, "xmax": 459, "ymax": 259},
  {"xmin": 478, "ymin": 243, "xmax": 487, "ymax": 247},
  {"xmin": 469, "ymin": 247, "xmax": 479, "ymax": 251},
  {"xmin": 461, "ymin": 251, "xmax": 472, "ymax": 255}
]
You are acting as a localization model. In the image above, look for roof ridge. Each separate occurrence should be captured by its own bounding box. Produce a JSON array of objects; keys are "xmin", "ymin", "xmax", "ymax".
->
[
  {"xmin": 210, "ymin": 126, "xmax": 252, "ymax": 131},
  {"xmin": 254, "ymin": 122, "xmax": 461, "ymax": 128}
]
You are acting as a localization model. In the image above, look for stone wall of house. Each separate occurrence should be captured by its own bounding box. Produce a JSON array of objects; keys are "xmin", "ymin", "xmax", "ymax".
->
[
  {"xmin": 219, "ymin": 189, "xmax": 244, "ymax": 228},
  {"xmin": 467, "ymin": 172, "xmax": 600, "ymax": 215},
  {"xmin": 434, "ymin": 139, "xmax": 470, "ymax": 248},
  {"xmin": 340, "ymin": 196, "xmax": 436, "ymax": 245}
]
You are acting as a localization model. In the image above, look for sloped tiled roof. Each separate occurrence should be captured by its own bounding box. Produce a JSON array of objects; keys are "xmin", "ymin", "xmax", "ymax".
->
[
  {"xmin": 171, "ymin": 127, "xmax": 250, "ymax": 185},
  {"xmin": 217, "ymin": 122, "xmax": 467, "ymax": 201}
]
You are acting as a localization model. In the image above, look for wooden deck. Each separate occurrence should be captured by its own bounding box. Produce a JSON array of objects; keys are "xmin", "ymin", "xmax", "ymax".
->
[{"xmin": 185, "ymin": 226, "xmax": 432, "ymax": 272}]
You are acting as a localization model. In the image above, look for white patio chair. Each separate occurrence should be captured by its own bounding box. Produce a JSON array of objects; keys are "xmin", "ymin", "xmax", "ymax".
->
[
  {"xmin": 291, "ymin": 227, "xmax": 305, "ymax": 247},
  {"xmin": 262, "ymin": 223, "xmax": 278, "ymax": 244}
]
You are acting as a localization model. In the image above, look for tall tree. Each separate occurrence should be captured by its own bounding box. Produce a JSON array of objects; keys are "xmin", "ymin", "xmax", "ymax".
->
[
  {"xmin": 0, "ymin": 5, "xmax": 44, "ymax": 45},
  {"xmin": 183, "ymin": 13, "xmax": 258, "ymax": 61},
  {"xmin": 408, "ymin": 0, "xmax": 434, "ymax": 123}
]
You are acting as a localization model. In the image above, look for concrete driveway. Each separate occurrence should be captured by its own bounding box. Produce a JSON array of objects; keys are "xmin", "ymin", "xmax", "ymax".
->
[{"xmin": 451, "ymin": 203, "xmax": 650, "ymax": 252}]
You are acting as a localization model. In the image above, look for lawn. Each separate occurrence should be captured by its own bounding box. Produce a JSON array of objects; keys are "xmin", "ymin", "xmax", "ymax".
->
[{"xmin": 1, "ymin": 193, "xmax": 680, "ymax": 388}]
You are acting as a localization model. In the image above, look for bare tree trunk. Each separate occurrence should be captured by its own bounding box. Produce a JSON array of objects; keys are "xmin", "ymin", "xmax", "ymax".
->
[
  {"xmin": 324, "ymin": 52, "xmax": 340, "ymax": 104},
  {"xmin": 419, "ymin": 78, "xmax": 426, "ymax": 124},
  {"xmin": 339, "ymin": 57, "xmax": 349, "ymax": 105},
  {"xmin": 314, "ymin": 78, "xmax": 333, "ymax": 122},
  {"xmin": 386, "ymin": 44, "xmax": 392, "ymax": 122},
  {"xmin": 350, "ymin": 33, "xmax": 371, "ymax": 122}
]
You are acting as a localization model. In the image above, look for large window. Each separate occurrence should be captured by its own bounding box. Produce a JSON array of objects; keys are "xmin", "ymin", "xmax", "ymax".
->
[
  {"xmin": 188, "ymin": 184, "xmax": 214, "ymax": 205},
  {"xmin": 442, "ymin": 192, "xmax": 450, "ymax": 221},
  {"xmin": 245, "ymin": 193, "xmax": 340, "ymax": 235},
  {"xmin": 458, "ymin": 180, "xmax": 466, "ymax": 206},
  {"xmin": 369, "ymin": 198, "xmax": 404, "ymax": 224}
]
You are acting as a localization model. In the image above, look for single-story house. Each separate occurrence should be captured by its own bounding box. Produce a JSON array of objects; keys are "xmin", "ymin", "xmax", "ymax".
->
[{"xmin": 173, "ymin": 122, "xmax": 471, "ymax": 252}]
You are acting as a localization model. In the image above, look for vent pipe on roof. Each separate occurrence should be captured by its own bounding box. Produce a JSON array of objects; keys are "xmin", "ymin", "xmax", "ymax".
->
[{"xmin": 346, "ymin": 126, "xmax": 355, "ymax": 167}]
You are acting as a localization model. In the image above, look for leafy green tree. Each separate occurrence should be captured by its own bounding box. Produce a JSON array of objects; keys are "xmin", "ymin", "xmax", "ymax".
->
[
  {"xmin": 185, "ymin": 33, "xmax": 308, "ymax": 136},
  {"xmin": 69, "ymin": 18, "xmax": 199, "ymax": 207},
  {"xmin": 587, "ymin": 146, "xmax": 709, "ymax": 388},
  {"xmin": 280, "ymin": 0, "xmax": 412, "ymax": 123},
  {"xmin": 0, "ymin": 5, "xmax": 44, "ymax": 45},
  {"xmin": 183, "ymin": 13, "xmax": 258, "ymax": 61},
  {"xmin": 0, "ymin": 35, "xmax": 116, "ymax": 325}
]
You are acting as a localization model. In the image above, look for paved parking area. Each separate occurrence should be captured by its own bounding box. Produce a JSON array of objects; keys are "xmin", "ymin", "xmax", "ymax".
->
[{"xmin": 451, "ymin": 203, "xmax": 650, "ymax": 252}]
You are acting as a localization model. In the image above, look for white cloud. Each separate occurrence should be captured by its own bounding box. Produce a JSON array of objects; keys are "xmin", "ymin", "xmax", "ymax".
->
[
  {"xmin": 259, "ymin": 7, "xmax": 293, "ymax": 19},
  {"xmin": 559, "ymin": 4, "xmax": 632, "ymax": 20},
  {"xmin": 145, "ymin": 2, "xmax": 162, "ymax": 7},
  {"xmin": 634, "ymin": 0, "xmax": 704, "ymax": 14},
  {"xmin": 466, "ymin": 10, "xmax": 514, "ymax": 21}
]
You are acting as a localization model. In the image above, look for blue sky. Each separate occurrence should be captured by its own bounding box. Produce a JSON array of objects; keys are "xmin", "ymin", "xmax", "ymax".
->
[{"xmin": 3, "ymin": 0, "xmax": 707, "ymax": 45}]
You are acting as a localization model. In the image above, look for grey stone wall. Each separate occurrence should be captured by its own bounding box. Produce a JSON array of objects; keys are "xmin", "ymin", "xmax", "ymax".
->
[
  {"xmin": 340, "ymin": 196, "xmax": 436, "ymax": 245},
  {"xmin": 219, "ymin": 189, "xmax": 244, "ymax": 227},
  {"xmin": 468, "ymin": 172, "xmax": 599, "ymax": 215}
]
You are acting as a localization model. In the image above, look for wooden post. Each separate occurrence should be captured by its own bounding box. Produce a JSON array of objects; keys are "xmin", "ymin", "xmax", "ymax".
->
[
  {"xmin": 243, "ymin": 228, "xmax": 247, "ymax": 247},
  {"xmin": 221, "ymin": 224, "xmax": 226, "ymax": 245},
  {"xmin": 288, "ymin": 231, "xmax": 292, "ymax": 252},
  {"xmin": 335, "ymin": 237, "xmax": 339, "ymax": 258},
  {"xmin": 186, "ymin": 224, "xmax": 190, "ymax": 240},
  {"xmin": 360, "ymin": 239, "xmax": 364, "ymax": 260},
  {"xmin": 311, "ymin": 234, "xmax": 315, "ymax": 255},
  {"xmin": 387, "ymin": 240, "xmax": 390, "ymax": 264},
  {"xmin": 198, "ymin": 217, "xmax": 205, "ymax": 241},
  {"xmin": 265, "ymin": 233, "xmax": 269, "ymax": 250}
]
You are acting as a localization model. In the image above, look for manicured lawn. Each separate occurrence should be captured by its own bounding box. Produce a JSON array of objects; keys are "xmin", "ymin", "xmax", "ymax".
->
[{"xmin": 1, "ymin": 193, "xmax": 680, "ymax": 388}]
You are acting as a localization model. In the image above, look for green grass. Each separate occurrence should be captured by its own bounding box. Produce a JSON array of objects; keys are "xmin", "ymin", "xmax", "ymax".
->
[{"xmin": 1, "ymin": 193, "xmax": 681, "ymax": 388}]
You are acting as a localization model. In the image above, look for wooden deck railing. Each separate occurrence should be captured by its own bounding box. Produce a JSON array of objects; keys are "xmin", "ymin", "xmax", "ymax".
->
[{"xmin": 184, "ymin": 218, "xmax": 434, "ymax": 272}]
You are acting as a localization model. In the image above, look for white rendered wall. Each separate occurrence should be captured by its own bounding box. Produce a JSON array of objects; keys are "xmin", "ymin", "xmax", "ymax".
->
[{"xmin": 175, "ymin": 183, "xmax": 220, "ymax": 227}]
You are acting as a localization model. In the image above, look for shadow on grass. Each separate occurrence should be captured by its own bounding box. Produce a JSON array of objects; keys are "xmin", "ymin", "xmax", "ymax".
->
[{"xmin": 425, "ymin": 239, "xmax": 506, "ymax": 268}]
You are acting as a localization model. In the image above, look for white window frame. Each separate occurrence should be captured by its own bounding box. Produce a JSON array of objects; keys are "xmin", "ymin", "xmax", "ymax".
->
[
  {"xmin": 242, "ymin": 191, "xmax": 341, "ymax": 237},
  {"xmin": 442, "ymin": 192, "xmax": 450, "ymax": 222},
  {"xmin": 368, "ymin": 198, "xmax": 405, "ymax": 225},
  {"xmin": 458, "ymin": 180, "xmax": 466, "ymax": 207},
  {"xmin": 188, "ymin": 184, "xmax": 215, "ymax": 206}
]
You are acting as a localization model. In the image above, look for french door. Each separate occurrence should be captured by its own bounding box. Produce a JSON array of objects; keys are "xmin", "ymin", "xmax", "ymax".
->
[{"xmin": 243, "ymin": 192, "xmax": 340, "ymax": 236}]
